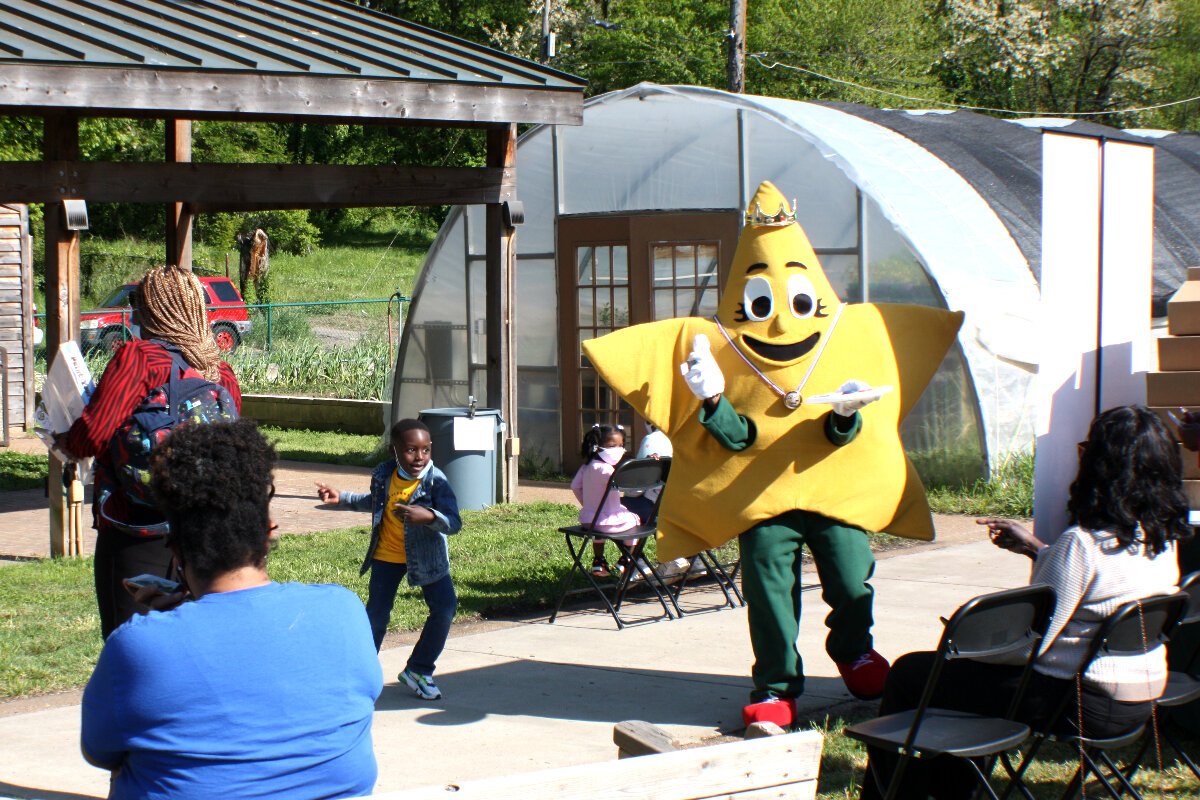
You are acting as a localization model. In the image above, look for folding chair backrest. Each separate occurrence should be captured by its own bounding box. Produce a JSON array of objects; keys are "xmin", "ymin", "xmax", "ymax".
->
[
  {"xmin": 939, "ymin": 584, "xmax": 1058, "ymax": 661},
  {"xmin": 584, "ymin": 457, "xmax": 669, "ymax": 530},
  {"xmin": 1180, "ymin": 571, "xmax": 1200, "ymax": 625},
  {"xmin": 610, "ymin": 457, "xmax": 669, "ymax": 494},
  {"xmin": 1090, "ymin": 592, "xmax": 1189, "ymax": 660}
]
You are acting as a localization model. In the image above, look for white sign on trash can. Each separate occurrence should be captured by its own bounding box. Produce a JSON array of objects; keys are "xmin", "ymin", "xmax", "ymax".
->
[{"xmin": 453, "ymin": 416, "xmax": 495, "ymax": 451}]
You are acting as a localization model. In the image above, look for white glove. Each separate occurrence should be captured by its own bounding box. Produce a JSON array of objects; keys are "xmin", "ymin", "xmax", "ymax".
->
[
  {"xmin": 832, "ymin": 379, "xmax": 874, "ymax": 417},
  {"xmin": 679, "ymin": 334, "xmax": 725, "ymax": 399}
]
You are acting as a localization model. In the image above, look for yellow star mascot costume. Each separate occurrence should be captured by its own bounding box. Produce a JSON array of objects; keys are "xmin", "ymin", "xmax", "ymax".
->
[{"xmin": 582, "ymin": 181, "xmax": 964, "ymax": 726}]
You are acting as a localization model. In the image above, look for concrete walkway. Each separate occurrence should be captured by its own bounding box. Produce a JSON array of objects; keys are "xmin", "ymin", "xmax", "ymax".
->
[{"xmin": 0, "ymin": 515, "xmax": 1028, "ymax": 799}]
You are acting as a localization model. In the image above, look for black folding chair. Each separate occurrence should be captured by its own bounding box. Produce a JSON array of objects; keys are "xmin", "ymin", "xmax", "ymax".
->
[
  {"xmin": 549, "ymin": 457, "xmax": 680, "ymax": 629},
  {"xmin": 999, "ymin": 591, "xmax": 1191, "ymax": 800},
  {"xmin": 845, "ymin": 584, "xmax": 1058, "ymax": 800},
  {"xmin": 1121, "ymin": 571, "xmax": 1200, "ymax": 784}
]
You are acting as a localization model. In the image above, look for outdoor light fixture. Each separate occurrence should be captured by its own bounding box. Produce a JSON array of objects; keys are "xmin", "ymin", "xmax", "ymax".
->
[
  {"xmin": 62, "ymin": 199, "xmax": 89, "ymax": 231},
  {"xmin": 502, "ymin": 200, "xmax": 525, "ymax": 228}
]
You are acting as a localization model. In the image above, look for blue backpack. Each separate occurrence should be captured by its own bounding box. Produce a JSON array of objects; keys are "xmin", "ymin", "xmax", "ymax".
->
[{"xmin": 102, "ymin": 342, "xmax": 239, "ymax": 535}]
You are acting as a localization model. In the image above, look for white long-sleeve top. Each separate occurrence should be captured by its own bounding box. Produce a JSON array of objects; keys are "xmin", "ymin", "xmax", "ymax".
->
[{"xmin": 1032, "ymin": 526, "xmax": 1179, "ymax": 701}]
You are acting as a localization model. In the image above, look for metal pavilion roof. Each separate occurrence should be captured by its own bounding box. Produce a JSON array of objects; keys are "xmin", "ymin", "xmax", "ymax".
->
[{"xmin": 0, "ymin": 0, "xmax": 585, "ymax": 125}]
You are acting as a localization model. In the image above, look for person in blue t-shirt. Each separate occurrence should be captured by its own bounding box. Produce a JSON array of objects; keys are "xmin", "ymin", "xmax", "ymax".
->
[{"xmin": 81, "ymin": 419, "xmax": 383, "ymax": 800}]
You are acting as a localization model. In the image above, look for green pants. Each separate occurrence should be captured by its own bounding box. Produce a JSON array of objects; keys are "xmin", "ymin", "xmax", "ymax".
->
[{"xmin": 740, "ymin": 509, "xmax": 876, "ymax": 701}]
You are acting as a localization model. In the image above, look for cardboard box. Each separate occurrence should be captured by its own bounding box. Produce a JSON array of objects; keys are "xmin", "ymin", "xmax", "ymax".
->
[
  {"xmin": 1184, "ymin": 444, "xmax": 1200, "ymax": 479},
  {"xmin": 1168, "ymin": 281, "xmax": 1200, "ymax": 335},
  {"xmin": 1189, "ymin": 267, "xmax": 1200, "ymax": 282},
  {"xmin": 1185, "ymin": 480, "xmax": 1200, "ymax": 509},
  {"xmin": 1149, "ymin": 407, "xmax": 1182, "ymax": 441},
  {"xmin": 1158, "ymin": 336, "xmax": 1200, "ymax": 372},
  {"xmin": 1146, "ymin": 370, "xmax": 1200, "ymax": 408}
]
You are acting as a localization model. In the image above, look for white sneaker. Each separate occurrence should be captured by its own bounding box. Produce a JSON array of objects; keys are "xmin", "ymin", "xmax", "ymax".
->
[
  {"xmin": 399, "ymin": 668, "xmax": 442, "ymax": 700},
  {"xmin": 656, "ymin": 557, "xmax": 691, "ymax": 579}
]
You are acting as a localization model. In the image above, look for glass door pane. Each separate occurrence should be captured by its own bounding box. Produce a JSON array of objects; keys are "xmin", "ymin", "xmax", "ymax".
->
[
  {"xmin": 576, "ymin": 244, "xmax": 630, "ymax": 432},
  {"xmin": 652, "ymin": 241, "xmax": 723, "ymax": 321}
]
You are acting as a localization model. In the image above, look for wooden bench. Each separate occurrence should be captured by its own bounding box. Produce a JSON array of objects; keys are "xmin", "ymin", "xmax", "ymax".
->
[{"xmin": 371, "ymin": 723, "xmax": 823, "ymax": 800}]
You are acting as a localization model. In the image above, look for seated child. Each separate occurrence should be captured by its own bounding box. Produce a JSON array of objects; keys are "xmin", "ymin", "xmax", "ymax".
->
[
  {"xmin": 571, "ymin": 423, "xmax": 646, "ymax": 578},
  {"xmin": 316, "ymin": 419, "xmax": 462, "ymax": 701}
]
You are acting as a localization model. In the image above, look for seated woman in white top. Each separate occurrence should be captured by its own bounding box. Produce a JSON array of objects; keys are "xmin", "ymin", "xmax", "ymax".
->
[{"xmin": 859, "ymin": 404, "xmax": 1190, "ymax": 800}]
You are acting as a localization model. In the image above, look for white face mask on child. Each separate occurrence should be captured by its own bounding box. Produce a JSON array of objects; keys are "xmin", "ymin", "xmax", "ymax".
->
[{"xmin": 597, "ymin": 446, "xmax": 625, "ymax": 466}]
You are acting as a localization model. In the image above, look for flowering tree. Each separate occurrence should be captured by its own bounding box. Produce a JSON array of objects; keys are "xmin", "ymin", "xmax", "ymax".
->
[{"xmin": 934, "ymin": 0, "xmax": 1178, "ymax": 122}]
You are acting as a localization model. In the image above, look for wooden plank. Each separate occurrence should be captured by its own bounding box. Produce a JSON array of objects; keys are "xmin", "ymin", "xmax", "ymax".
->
[
  {"xmin": 614, "ymin": 721, "xmax": 679, "ymax": 758},
  {"xmin": 166, "ymin": 119, "xmax": 193, "ymax": 270},
  {"xmin": 0, "ymin": 66, "xmax": 584, "ymax": 126},
  {"xmin": 0, "ymin": 264, "xmax": 21, "ymax": 277},
  {"xmin": 0, "ymin": 254, "xmax": 20, "ymax": 266},
  {"xmin": 372, "ymin": 730, "xmax": 823, "ymax": 800},
  {"xmin": 0, "ymin": 162, "xmax": 516, "ymax": 209},
  {"xmin": 0, "ymin": 240, "xmax": 20, "ymax": 252}
]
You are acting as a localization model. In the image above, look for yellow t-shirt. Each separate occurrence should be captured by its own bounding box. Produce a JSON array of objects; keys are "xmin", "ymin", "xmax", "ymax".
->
[{"xmin": 374, "ymin": 471, "xmax": 420, "ymax": 564}]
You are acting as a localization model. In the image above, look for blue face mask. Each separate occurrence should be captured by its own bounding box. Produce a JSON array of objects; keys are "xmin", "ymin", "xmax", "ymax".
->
[{"xmin": 394, "ymin": 459, "xmax": 432, "ymax": 481}]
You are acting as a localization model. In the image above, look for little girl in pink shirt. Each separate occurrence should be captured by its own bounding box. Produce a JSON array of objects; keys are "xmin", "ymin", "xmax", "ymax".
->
[{"xmin": 570, "ymin": 424, "xmax": 643, "ymax": 577}]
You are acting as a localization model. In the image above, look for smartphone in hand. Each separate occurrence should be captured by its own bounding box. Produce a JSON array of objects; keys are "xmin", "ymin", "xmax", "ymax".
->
[{"xmin": 124, "ymin": 573, "xmax": 182, "ymax": 594}]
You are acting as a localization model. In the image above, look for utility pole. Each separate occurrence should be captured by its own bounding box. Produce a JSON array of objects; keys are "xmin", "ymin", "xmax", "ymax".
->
[
  {"xmin": 541, "ymin": 0, "xmax": 556, "ymax": 62},
  {"xmin": 727, "ymin": 0, "xmax": 747, "ymax": 93}
]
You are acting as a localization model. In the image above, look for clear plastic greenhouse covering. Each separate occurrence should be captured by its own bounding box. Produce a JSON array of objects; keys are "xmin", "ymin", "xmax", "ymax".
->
[{"xmin": 392, "ymin": 83, "xmax": 1200, "ymax": 482}]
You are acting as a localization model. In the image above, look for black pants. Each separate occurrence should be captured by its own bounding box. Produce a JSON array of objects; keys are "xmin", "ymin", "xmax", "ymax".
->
[
  {"xmin": 93, "ymin": 527, "xmax": 174, "ymax": 639},
  {"xmin": 859, "ymin": 651, "xmax": 1153, "ymax": 800}
]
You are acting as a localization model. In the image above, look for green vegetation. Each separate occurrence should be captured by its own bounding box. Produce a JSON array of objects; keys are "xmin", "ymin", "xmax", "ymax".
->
[
  {"xmin": 0, "ymin": 451, "xmax": 48, "ymax": 490},
  {"xmin": 0, "ymin": 503, "xmax": 579, "ymax": 698},
  {"xmin": 928, "ymin": 451, "xmax": 1035, "ymax": 518},
  {"xmin": 260, "ymin": 426, "xmax": 385, "ymax": 468}
]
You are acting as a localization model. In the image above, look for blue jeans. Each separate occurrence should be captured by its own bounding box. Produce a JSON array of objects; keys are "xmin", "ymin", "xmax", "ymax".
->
[{"xmin": 365, "ymin": 559, "xmax": 457, "ymax": 676}]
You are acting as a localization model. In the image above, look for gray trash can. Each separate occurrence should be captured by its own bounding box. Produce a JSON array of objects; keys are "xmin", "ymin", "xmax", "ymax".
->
[{"xmin": 418, "ymin": 406, "xmax": 504, "ymax": 511}]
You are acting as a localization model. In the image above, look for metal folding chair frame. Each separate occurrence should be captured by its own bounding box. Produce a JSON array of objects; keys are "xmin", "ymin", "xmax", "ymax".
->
[
  {"xmin": 549, "ymin": 457, "xmax": 680, "ymax": 629},
  {"xmin": 998, "ymin": 591, "xmax": 1191, "ymax": 800},
  {"xmin": 845, "ymin": 584, "xmax": 1058, "ymax": 800}
]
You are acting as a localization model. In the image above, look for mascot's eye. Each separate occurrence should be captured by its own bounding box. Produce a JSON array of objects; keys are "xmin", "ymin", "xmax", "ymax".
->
[
  {"xmin": 742, "ymin": 276, "xmax": 774, "ymax": 322},
  {"xmin": 787, "ymin": 273, "xmax": 818, "ymax": 320}
]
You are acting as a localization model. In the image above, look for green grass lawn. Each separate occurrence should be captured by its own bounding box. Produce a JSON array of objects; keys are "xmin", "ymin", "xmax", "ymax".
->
[{"xmin": 260, "ymin": 426, "xmax": 386, "ymax": 467}]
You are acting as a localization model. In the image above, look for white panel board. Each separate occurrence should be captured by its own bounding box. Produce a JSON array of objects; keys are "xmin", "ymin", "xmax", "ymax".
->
[
  {"xmin": 1098, "ymin": 140, "xmax": 1154, "ymax": 409},
  {"xmin": 1034, "ymin": 133, "xmax": 1101, "ymax": 541}
]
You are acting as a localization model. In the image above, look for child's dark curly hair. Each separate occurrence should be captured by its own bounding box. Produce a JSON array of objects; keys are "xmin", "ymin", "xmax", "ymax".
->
[
  {"xmin": 149, "ymin": 419, "xmax": 277, "ymax": 581},
  {"xmin": 1068, "ymin": 405, "xmax": 1192, "ymax": 555}
]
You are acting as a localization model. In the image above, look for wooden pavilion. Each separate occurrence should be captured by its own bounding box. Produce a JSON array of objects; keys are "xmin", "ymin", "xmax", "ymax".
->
[{"xmin": 0, "ymin": 0, "xmax": 585, "ymax": 554}]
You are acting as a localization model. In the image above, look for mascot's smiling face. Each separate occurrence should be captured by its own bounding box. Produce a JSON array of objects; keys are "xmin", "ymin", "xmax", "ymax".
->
[{"xmin": 716, "ymin": 181, "xmax": 843, "ymax": 366}]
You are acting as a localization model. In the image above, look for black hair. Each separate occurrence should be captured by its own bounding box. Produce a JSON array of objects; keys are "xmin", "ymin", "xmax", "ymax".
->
[
  {"xmin": 390, "ymin": 418, "xmax": 430, "ymax": 445},
  {"xmin": 1067, "ymin": 405, "xmax": 1192, "ymax": 555},
  {"xmin": 580, "ymin": 423, "xmax": 624, "ymax": 462},
  {"xmin": 149, "ymin": 419, "xmax": 277, "ymax": 581}
]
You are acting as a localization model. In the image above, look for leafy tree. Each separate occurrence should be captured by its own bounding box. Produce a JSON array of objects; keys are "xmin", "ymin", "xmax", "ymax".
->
[{"xmin": 932, "ymin": 0, "xmax": 1178, "ymax": 124}]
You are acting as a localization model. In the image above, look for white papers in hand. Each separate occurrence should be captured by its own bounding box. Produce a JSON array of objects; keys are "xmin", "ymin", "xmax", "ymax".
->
[{"xmin": 34, "ymin": 341, "xmax": 95, "ymax": 460}]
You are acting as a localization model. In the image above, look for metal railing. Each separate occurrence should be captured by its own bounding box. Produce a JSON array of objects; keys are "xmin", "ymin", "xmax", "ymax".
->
[{"xmin": 36, "ymin": 295, "xmax": 411, "ymax": 353}]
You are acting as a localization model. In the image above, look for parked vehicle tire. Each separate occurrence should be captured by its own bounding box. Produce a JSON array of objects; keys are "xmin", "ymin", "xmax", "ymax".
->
[
  {"xmin": 98, "ymin": 326, "xmax": 132, "ymax": 352},
  {"xmin": 212, "ymin": 322, "xmax": 240, "ymax": 353}
]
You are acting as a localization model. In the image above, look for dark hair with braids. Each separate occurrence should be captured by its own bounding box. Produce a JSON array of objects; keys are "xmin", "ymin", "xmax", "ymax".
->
[
  {"xmin": 133, "ymin": 264, "xmax": 222, "ymax": 381},
  {"xmin": 149, "ymin": 419, "xmax": 276, "ymax": 581},
  {"xmin": 1068, "ymin": 405, "xmax": 1192, "ymax": 555},
  {"xmin": 580, "ymin": 423, "xmax": 624, "ymax": 462}
]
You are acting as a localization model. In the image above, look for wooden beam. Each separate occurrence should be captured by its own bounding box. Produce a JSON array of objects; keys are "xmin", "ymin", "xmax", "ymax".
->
[
  {"xmin": 43, "ymin": 113, "xmax": 81, "ymax": 560},
  {"xmin": 485, "ymin": 124, "xmax": 518, "ymax": 503},
  {"xmin": 165, "ymin": 119, "xmax": 193, "ymax": 269},
  {"xmin": 0, "ymin": 162, "xmax": 516, "ymax": 209},
  {"xmin": 0, "ymin": 66, "xmax": 584, "ymax": 126}
]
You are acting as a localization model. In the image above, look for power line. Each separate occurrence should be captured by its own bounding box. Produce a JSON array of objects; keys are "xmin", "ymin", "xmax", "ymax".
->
[{"xmin": 749, "ymin": 54, "xmax": 1200, "ymax": 117}]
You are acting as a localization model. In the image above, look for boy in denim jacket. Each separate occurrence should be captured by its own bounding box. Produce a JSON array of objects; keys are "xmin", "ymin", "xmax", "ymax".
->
[{"xmin": 317, "ymin": 419, "xmax": 462, "ymax": 700}]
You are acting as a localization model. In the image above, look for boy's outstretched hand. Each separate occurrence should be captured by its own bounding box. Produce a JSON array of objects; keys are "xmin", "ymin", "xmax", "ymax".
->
[{"xmin": 315, "ymin": 482, "xmax": 340, "ymax": 505}]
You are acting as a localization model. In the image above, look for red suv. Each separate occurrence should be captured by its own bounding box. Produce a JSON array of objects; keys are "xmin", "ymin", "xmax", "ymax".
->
[{"xmin": 80, "ymin": 276, "xmax": 252, "ymax": 353}]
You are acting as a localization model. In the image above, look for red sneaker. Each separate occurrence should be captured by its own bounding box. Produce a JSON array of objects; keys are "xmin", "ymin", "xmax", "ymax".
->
[
  {"xmin": 741, "ymin": 696, "xmax": 796, "ymax": 728},
  {"xmin": 836, "ymin": 649, "xmax": 890, "ymax": 700}
]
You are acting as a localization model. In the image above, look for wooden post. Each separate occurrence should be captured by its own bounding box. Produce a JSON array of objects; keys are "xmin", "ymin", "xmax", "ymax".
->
[
  {"xmin": 166, "ymin": 119, "xmax": 193, "ymax": 269},
  {"xmin": 485, "ymin": 124, "xmax": 519, "ymax": 503},
  {"xmin": 43, "ymin": 113, "xmax": 81, "ymax": 558}
]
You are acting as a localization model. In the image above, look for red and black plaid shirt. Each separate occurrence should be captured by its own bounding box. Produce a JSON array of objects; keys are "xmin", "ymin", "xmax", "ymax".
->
[{"xmin": 64, "ymin": 339, "xmax": 242, "ymax": 530}]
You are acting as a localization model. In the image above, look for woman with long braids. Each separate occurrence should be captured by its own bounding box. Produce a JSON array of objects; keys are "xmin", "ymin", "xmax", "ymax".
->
[
  {"xmin": 858, "ymin": 405, "xmax": 1191, "ymax": 800},
  {"xmin": 59, "ymin": 265, "xmax": 242, "ymax": 639}
]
